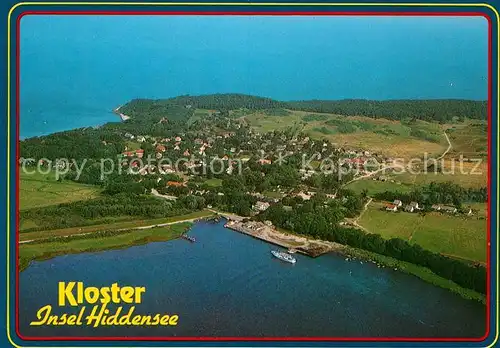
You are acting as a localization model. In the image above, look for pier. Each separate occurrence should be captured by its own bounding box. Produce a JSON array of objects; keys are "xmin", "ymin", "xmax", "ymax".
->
[{"xmin": 223, "ymin": 220, "xmax": 344, "ymax": 257}]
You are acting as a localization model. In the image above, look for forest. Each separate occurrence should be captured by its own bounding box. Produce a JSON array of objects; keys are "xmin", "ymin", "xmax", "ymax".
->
[
  {"xmin": 122, "ymin": 94, "xmax": 487, "ymax": 122},
  {"xmin": 20, "ymin": 193, "xmax": 198, "ymax": 232},
  {"xmin": 286, "ymin": 99, "xmax": 487, "ymax": 122}
]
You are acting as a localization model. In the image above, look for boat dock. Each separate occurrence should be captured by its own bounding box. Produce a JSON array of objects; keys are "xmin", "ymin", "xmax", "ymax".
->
[{"xmin": 224, "ymin": 220, "xmax": 343, "ymax": 257}]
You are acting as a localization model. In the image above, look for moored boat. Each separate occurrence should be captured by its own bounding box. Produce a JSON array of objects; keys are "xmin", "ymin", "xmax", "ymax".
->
[
  {"xmin": 271, "ymin": 250, "xmax": 296, "ymax": 264},
  {"xmin": 181, "ymin": 235, "xmax": 196, "ymax": 242}
]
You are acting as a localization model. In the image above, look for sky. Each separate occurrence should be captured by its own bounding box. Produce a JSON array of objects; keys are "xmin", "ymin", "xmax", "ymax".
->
[{"xmin": 20, "ymin": 15, "xmax": 488, "ymax": 101}]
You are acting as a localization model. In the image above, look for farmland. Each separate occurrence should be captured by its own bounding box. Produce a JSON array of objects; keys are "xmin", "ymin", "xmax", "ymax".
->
[
  {"xmin": 358, "ymin": 201, "xmax": 487, "ymax": 263},
  {"xmin": 19, "ymin": 171, "xmax": 101, "ymax": 211}
]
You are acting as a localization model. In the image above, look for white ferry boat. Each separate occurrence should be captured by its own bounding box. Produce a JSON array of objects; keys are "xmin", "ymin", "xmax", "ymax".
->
[{"xmin": 271, "ymin": 250, "xmax": 296, "ymax": 264}]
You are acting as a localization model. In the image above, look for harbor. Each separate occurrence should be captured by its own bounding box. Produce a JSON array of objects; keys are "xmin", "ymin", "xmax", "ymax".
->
[
  {"xmin": 223, "ymin": 218, "xmax": 345, "ymax": 257},
  {"xmin": 19, "ymin": 219, "xmax": 487, "ymax": 338}
]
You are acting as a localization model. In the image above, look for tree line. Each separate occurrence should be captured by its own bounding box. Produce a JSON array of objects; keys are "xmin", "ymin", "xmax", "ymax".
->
[
  {"xmin": 20, "ymin": 193, "xmax": 201, "ymax": 232},
  {"xmin": 287, "ymin": 99, "xmax": 487, "ymax": 122},
  {"xmin": 373, "ymin": 181, "xmax": 487, "ymax": 208}
]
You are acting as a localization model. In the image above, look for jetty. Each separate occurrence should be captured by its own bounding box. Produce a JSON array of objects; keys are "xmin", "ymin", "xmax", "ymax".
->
[{"xmin": 224, "ymin": 219, "xmax": 344, "ymax": 257}]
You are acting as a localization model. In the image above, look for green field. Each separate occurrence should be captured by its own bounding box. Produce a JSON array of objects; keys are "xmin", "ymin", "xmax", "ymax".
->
[
  {"xmin": 390, "ymin": 161, "xmax": 487, "ymax": 188},
  {"xmin": 20, "ymin": 210, "xmax": 214, "ymax": 241},
  {"xmin": 204, "ymin": 178, "xmax": 223, "ymax": 187},
  {"xmin": 262, "ymin": 190, "xmax": 285, "ymax": 199},
  {"xmin": 19, "ymin": 223, "xmax": 191, "ymax": 271},
  {"xmin": 358, "ymin": 202, "xmax": 487, "ymax": 262},
  {"xmin": 20, "ymin": 171, "xmax": 101, "ymax": 211},
  {"xmin": 345, "ymin": 179, "xmax": 413, "ymax": 195},
  {"xmin": 125, "ymin": 141, "xmax": 142, "ymax": 151}
]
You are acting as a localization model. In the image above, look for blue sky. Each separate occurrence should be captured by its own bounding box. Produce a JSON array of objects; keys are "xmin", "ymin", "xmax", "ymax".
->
[{"xmin": 20, "ymin": 15, "xmax": 488, "ymax": 102}]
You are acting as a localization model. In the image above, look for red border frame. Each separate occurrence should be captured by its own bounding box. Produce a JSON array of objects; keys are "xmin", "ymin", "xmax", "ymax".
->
[{"xmin": 13, "ymin": 10, "xmax": 493, "ymax": 343}]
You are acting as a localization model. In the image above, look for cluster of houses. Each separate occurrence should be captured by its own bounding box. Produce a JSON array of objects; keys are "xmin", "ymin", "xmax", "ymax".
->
[
  {"xmin": 385, "ymin": 200, "xmax": 470, "ymax": 215},
  {"xmin": 385, "ymin": 200, "xmax": 420, "ymax": 213}
]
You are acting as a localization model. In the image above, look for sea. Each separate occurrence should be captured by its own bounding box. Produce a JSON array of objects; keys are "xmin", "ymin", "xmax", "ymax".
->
[
  {"xmin": 20, "ymin": 15, "xmax": 488, "ymax": 138},
  {"xmin": 19, "ymin": 220, "xmax": 486, "ymax": 338}
]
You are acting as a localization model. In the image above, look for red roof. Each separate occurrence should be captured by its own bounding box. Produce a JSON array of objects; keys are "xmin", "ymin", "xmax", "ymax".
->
[
  {"xmin": 349, "ymin": 158, "xmax": 365, "ymax": 164},
  {"xmin": 167, "ymin": 181, "xmax": 184, "ymax": 187}
]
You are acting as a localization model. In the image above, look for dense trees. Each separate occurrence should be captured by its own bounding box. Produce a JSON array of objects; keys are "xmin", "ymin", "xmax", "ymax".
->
[
  {"xmin": 287, "ymin": 99, "xmax": 487, "ymax": 122},
  {"xmin": 374, "ymin": 181, "xmax": 487, "ymax": 207},
  {"xmin": 20, "ymin": 193, "xmax": 204, "ymax": 232},
  {"xmin": 20, "ymin": 128, "xmax": 125, "ymax": 161},
  {"xmin": 122, "ymin": 94, "xmax": 486, "ymax": 123},
  {"xmin": 163, "ymin": 94, "xmax": 286, "ymax": 111}
]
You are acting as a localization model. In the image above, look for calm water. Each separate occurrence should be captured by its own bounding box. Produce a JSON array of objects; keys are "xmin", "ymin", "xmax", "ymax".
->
[
  {"xmin": 20, "ymin": 220, "xmax": 486, "ymax": 338},
  {"xmin": 20, "ymin": 16, "xmax": 488, "ymax": 138}
]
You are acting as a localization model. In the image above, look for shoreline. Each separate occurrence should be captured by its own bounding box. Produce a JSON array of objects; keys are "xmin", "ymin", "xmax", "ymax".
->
[
  {"xmin": 113, "ymin": 105, "xmax": 131, "ymax": 121},
  {"xmin": 215, "ymin": 212, "xmax": 485, "ymax": 304},
  {"xmin": 19, "ymin": 223, "xmax": 193, "ymax": 272},
  {"xmin": 19, "ymin": 212, "xmax": 486, "ymax": 303},
  {"xmin": 224, "ymin": 219, "xmax": 344, "ymax": 257}
]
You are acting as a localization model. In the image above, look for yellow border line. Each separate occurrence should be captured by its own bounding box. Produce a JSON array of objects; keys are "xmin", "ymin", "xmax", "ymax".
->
[{"xmin": 6, "ymin": 3, "xmax": 500, "ymax": 348}]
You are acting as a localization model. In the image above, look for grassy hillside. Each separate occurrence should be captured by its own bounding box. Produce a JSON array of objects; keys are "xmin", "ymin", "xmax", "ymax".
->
[
  {"xmin": 241, "ymin": 110, "xmax": 449, "ymax": 158},
  {"xmin": 446, "ymin": 120, "xmax": 488, "ymax": 158}
]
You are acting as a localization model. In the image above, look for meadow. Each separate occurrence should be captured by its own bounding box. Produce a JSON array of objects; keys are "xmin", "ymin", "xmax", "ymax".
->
[
  {"xmin": 358, "ymin": 201, "xmax": 487, "ymax": 263},
  {"xmin": 345, "ymin": 179, "xmax": 413, "ymax": 195},
  {"xmin": 241, "ymin": 110, "xmax": 449, "ymax": 158},
  {"xmin": 19, "ymin": 171, "xmax": 101, "ymax": 211},
  {"xmin": 390, "ymin": 159, "xmax": 488, "ymax": 189},
  {"xmin": 445, "ymin": 120, "xmax": 488, "ymax": 158}
]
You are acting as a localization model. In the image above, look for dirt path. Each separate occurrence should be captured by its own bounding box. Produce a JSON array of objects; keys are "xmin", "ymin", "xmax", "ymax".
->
[
  {"xmin": 342, "ymin": 164, "xmax": 402, "ymax": 187},
  {"xmin": 151, "ymin": 188, "xmax": 177, "ymax": 200},
  {"xmin": 347, "ymin": 198, "xmax": 373, "ymax": 233},
  {"xmin": 437, "ymin": 130, "xmax": 452, "ymax": 160},
  {"xmin": 355, "ymin": 198, "xmax": 373, "ymax": 223}
]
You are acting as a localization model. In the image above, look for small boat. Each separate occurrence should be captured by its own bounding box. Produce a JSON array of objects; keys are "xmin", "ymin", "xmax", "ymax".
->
[
  {"xmin": 181, "ymin": 235, "xmax": 196, "ymax": 243},
  {"xmin": 287, "ymin": 249, "xmax": 297, "ymax": 254},
  {"xmin": 271, "ymin": 250, "xmax": 296, "ymax": 264}
]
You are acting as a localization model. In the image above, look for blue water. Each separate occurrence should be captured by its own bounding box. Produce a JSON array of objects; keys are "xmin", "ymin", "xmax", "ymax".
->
[
  {"xmin": 20, "ymin": 221, "xmax": 485, "ymax": 338},
  {"xmin": 20, "ymin": 15, "xmax": 488, "ymax": 138}
]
